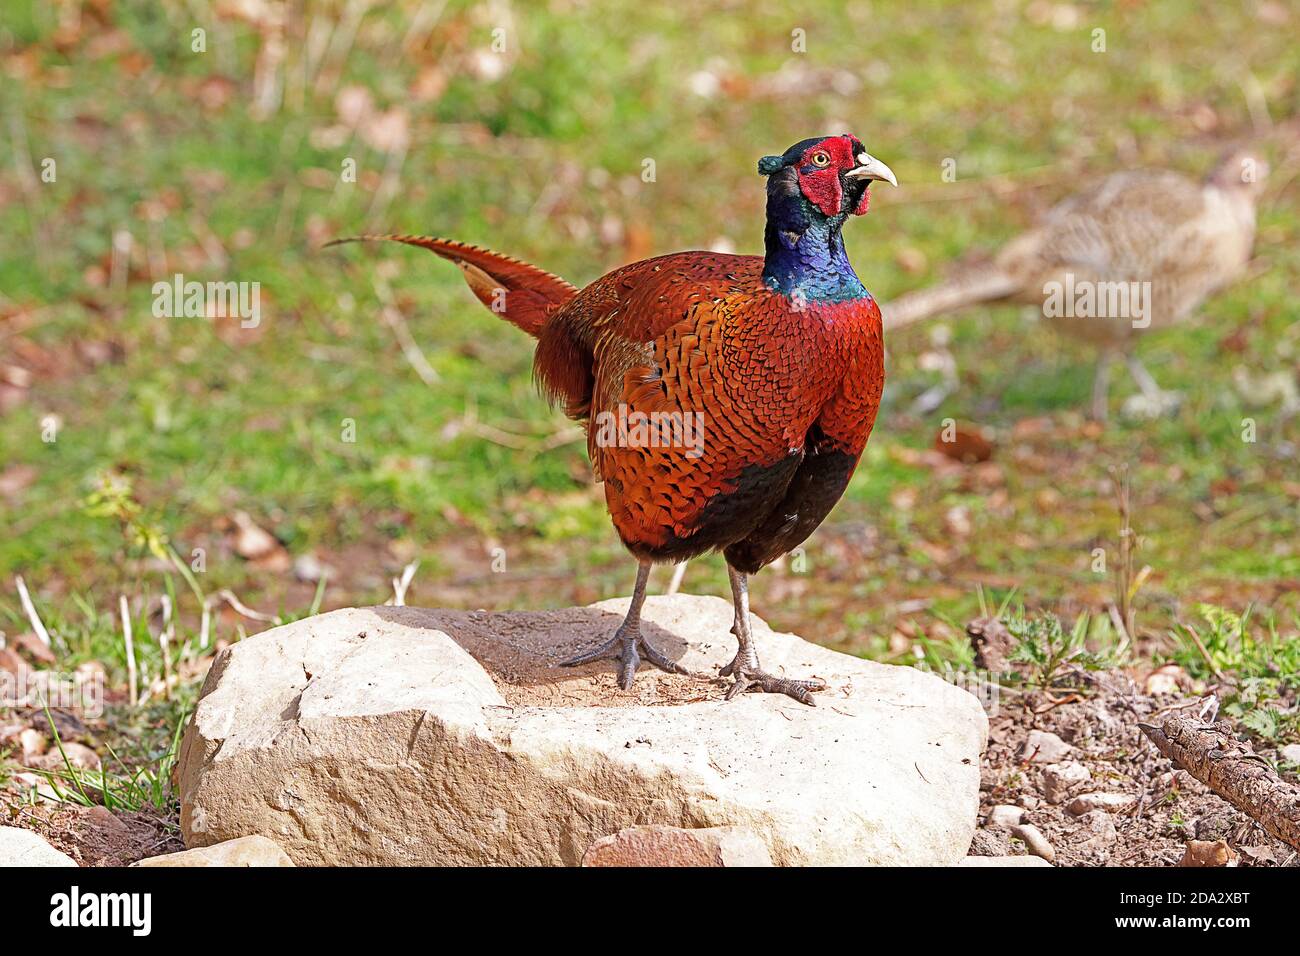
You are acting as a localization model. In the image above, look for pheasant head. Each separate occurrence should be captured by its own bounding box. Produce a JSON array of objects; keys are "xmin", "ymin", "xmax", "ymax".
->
[
  {"xmin": 759, "ymin": 134, "xmax": 897, "ymax": 219},
  {"xmin": 758, "ymin": 134, "xmax": 896, "ymax": 300},
  {"xmin": 1208, "ymin": 146, "xmax": 1270, "ymax": 199}
]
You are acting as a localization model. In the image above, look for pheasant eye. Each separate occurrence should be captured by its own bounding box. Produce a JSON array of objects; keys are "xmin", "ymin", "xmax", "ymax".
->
[{"xmin": 810, "ymin": 151, "xmax": 830, "ymax": 168}]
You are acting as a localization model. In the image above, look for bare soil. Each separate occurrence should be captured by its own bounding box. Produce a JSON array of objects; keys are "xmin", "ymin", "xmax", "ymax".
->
[
  {"xmin": 388, "ymin": 605, "xmax": 733, "ymax": 708},
  {"xmin": 974, "ymin": 673, "xmax": 1299, "ymax": 867},
  {"xmin": 6, "ymin": 803, "xmax": 183, "ymax": 867}
]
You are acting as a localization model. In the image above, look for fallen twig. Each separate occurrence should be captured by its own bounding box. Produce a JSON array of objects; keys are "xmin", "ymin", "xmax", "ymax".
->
[
  {"xmin": 1032, "ymin": 692, "xmax": 1082, "ymax": 715},
  {"xmin": 388, "ymin": 561, "xmax": 418, "ymax": 607},
  {"xmin": 1178, "ymin": 620, "xmax": 1225, "ymax": 681},
  {"xmin": 14, "ymin": 575, "xmax": 52, "ymax": 648},
  {"xmin": 119, "ymin": 595, "xmax": 138, "ymax": 706},
  {"xmin": 216, "ymin": 589, "xmax": 281, "ymax": 625},
  {"xmin": 665, "ymin": 562, "xmax": 687, "ymax": 595},
  {"xmin": 370, "ymin": 274, "xmax": 439, "ymax": 386},
  {"xmin": 1140, "ymin": 715, "xmax": 1300, "ymax": 850},
  {"xmin": 199, "ymin": 598, "xmax": 212, "ymax": 650},
  {"xmin": 159, "ymin": 594, "xmax": 175, "ymax": 702}
]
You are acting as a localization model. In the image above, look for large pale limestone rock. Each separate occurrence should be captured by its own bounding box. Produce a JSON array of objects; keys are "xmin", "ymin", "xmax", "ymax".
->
[
  {"xmin": 131, "ymin": 835, "xmax": 293, "ymax": 867},
  {"xmin": 0, "ymin": 826, "xmax": 77, "ymax": 867},
  {"xmin": 177, "ymin": 595, "xmax": 987, "ymax": 866},
  {"xmin": 582, "ymin": 824, "xmax": 773, "ymax": 867}
]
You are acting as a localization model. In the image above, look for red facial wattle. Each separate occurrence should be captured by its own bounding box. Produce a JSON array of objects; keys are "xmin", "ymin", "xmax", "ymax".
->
[
  {"xmin": 794, "ymin": 135, "xmax": 873, "ymax": 218},
  {"xmin": 799, "ymin": 167, "xmax": 844, "ymax": 217}
]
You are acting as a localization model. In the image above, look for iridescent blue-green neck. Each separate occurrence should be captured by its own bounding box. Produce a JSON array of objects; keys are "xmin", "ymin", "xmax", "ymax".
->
[{"xmin": 762, "ymin": 193, "xmax": 867, "ymax": 304}]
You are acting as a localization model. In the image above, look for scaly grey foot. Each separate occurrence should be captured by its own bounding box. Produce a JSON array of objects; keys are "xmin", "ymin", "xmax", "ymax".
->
[
  {"xmin": 721, "ymin": 642, "xmax": 825, "ymax": 705},
  {"xmin": 1121, "ymin": 389, "xmax": 1183, "ymax": 420},
  {"xmin": 560, "ymin": 624, "xmax": 688, "ymax": 690},
  {"xmin": 724, "ymin": 669, "xmax": 827, "ymax": 705}
]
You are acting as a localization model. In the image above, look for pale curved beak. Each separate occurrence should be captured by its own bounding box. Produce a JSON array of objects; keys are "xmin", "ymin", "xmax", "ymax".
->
[{"xmin": 846, "ymin": 152, "xmax": 898, "ymax": 187}]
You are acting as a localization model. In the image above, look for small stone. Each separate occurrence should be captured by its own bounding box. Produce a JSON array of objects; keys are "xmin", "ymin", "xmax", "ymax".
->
[
  {"xmin": 1019, "ymin": 729, "xmax": 1072, "ymax": 763},
  {"xmin": 131, "ymin": 835, "xmax": 294, "ymax": 867},
  {"xmin": 1194, "ymin": 811, "xmax": 1236, "ymax": 842},
  {"xmin": 18, "ymin": 728, "xmax": 46, "ymax": 759},
  {"xmin": 581, "ymin": 825, "xmax": 772, "ymax": 867},
  {"xmin": 1010, "ymin": 823, "xmax": 1056, "ymax": 863},
  {"xmin": 1017, "ymin": 794, "xmax": 1041, "ymax": 810},
  {"xmin": 1041, "ymin": 761, "xmax": 1091, "ymax": 803},
  {"xmin": 987, "ymin": 805, "xmax": 1024, "ymax": 828},
  {"xmin": 1280, "ymin": 743, "xmax": 1300, "ymax": 765},
  {"xmin": 1086, "ymin": 700, "xmax": 1124, "ymax": 738},
  {"xmin": 0, "ymin": 826, "xmax": 77, "ymax": 866},
  {"xmin": 293, "ymin": 552, "xmax": 334, "ymax": 584},
  {"xmin": 959, "ymin": 855, "xmax": 1052, "ymax": 867},
  {"xmin": 1066, "ymin": 792, "xmax": 1133, "ymax": 815},
  {"xmin": 61, "ymin": 742, "xmax": 101, "ymax": 770},
  {"xmin": 967, "ymin": 617, "xmax": 1016, "ymax": 673},
  {"xmin": 1144, "ymin": 663, "xmax": 1187, "ymax": 695},
  {"xmin": 12, "ymin": 632, "xmax": 56, "ymax": 665},
  {"xmin": 966, "ymin": 828, "xmax": 1009, "ymax": 857},
  {"xmin": 1077, "ymin": 810, "xmax": 1118, "ymax": 852}
]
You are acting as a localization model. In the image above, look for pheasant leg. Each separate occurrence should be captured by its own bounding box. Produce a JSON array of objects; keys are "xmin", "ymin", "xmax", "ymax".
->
[
  {"xmin": 720, "ymin": 565, "xmax": 826, "ymax": 706},
  {"xmin": 1090, "ymin": 352, "xmax": 1114, "ymax": 421},
  {"xmin": 560, "ymin": 560, "xmax": 687, "ymax": 689},
  {"xmin": 1123, "ymin": 355, "xmax": 1182, "ymax": 416}
]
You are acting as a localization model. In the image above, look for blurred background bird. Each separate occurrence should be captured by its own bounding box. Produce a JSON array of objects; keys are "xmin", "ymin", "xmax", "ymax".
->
[
  {"xmin": 332, "ymin": 134, "xmax": 896, "ymax": 704},
  {"xmin": 884, "ymin": 149, "xmax": 1269, "ymax": 419}
]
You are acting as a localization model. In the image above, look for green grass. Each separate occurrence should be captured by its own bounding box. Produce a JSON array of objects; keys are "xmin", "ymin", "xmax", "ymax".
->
[
  {"xmin": 1169, "ymin": 603, "xmax": 1300, "ymax": 747},
  {"xmin": 17, "ymin": 703, "xmax": 187, "ymax": 814},
  {"xmin": 0, "ymin": 0, "xmax": 1298, "ymax": 687}
]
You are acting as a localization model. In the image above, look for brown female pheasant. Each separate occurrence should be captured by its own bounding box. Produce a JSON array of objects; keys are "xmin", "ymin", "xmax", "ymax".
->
[
  {"xmin": 331, "ymin": 135, "xmax": 896, "ymax": 704},
  {"xmin": 885, "ymin": 150, "xmax": 1266, "ymax": 419}
]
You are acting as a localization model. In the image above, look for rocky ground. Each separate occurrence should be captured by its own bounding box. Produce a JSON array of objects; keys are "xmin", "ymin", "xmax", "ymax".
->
[
  {"xmin": 972, "ymin": 674, "xmax": 1299, "ymax": 867},
  {"xmin": 4, "ymin": 601, "xmax": 1298, "ymax": 867},
  {"xmin": 5, "ymin": 804, "xmax": 181, "ymax": 867}
]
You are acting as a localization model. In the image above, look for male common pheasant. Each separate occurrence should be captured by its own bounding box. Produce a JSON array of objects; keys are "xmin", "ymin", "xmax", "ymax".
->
[
  {"xmin": 885, "ymin": 150, "xmax": 1266, "ymax": 419},
  {"xmin": 331, "ymin": 135, "xmax": 896, "ymax": 704}
]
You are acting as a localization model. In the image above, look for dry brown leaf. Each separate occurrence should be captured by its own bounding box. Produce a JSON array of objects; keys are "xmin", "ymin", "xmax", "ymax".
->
[
  {"xmin": 1178, "ymin": 839, "xmax": 1237, "ymax": 867},
  {"xmin": 231, "ymin": 510, "xmax": 281, "ymax": 560},
  {"xmin": 933, "ymin": 424, "xmax": 993, "ymax": 464},
  {"xmin": 11, "ymin": 632, "xmax": 56, "ymax": 665},
  {"xmin": 1238, "ymin": 845, "xmax": 1278, "ymax": 864},
  {"xmin": 0, "ymin": 647, "xmax": 31, "ymax": 680}
]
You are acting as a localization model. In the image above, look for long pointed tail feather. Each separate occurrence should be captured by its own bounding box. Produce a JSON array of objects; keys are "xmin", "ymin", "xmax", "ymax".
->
[
  {"xmin": 882, "ymin": 269, "xmax": 1021, "ymax": 331},
  {"xmin": 326, "ymin": 234, "xmax": 578, "ymax": 337}
]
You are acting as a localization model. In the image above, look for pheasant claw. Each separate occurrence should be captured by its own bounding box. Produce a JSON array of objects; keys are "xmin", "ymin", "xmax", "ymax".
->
[
  {"xmin": 724, "ymin": 671, "xmax": 827, "ymax": 706},
  {"xmin": 559, "ymin": 625, "xmax": 688, "ymax": 690}
]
